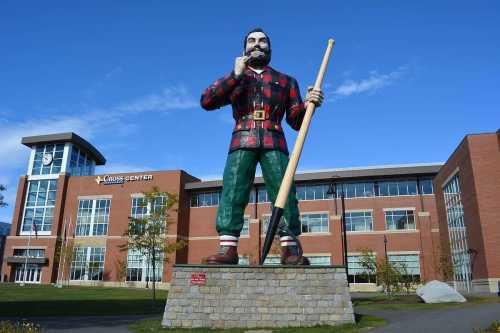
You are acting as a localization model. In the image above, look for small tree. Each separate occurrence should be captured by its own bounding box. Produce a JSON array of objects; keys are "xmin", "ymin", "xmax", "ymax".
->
[
  {"xmin": 122, "ymin": 187, "xmax": 185, "ymax": 304},
  {"xmin": 115, "ymin": 259, "xmax": 128, "ymax": 286},
  {"xmin": 358, "ymin": 248, "xmax": 402, "ymax": 295},
  {"xmin": 54, "ymin": 239, "xmax": 75, "ymax": 285},
  {"xmin": 0, "ymin": 184, "xmax": 7, "ymax": 208}
]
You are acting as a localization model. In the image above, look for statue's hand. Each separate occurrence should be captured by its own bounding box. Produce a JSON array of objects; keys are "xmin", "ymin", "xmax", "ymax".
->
[
  {"xmin": 305, "ymin": 86, "xmax": 324, "ymax": 107},
  {"xmin": 234, "ymin": 55, "xmax": 249, "ymax": 77}
]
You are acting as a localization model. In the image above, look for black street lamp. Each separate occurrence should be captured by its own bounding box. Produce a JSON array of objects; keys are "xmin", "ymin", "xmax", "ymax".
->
[{"xmin": 328, "ymin": 178, "xmax": 348, "ymax": 284}]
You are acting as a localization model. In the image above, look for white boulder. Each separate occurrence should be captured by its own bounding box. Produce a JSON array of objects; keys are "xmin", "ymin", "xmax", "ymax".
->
[{"xmin": 416, "ymin": 280, "xmax": 467, "ymax": 303}]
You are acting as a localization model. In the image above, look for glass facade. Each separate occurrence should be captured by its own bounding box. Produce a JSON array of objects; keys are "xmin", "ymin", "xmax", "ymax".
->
[
  {"xmin": 75, "ymin": 198, "xmax": 111, "ymax": 236},
  {"xmin": 443, "ymin": 173, "xmax": 472, "ymax": 292},
  {"xmin": 70, "ymin": 246, "xmax": 106, "ymax": 281},
  {"xmin": 126, "ymin": 249, "xmax": 163, "ymax": 282},
  {"xmin": 22, "ymin": 180, "xmax": 57, "ymax": 232},
  {"xmin": 31, "ymin": 144, "xmax": 65, "ymax": 175},
  {"xmin": 68, "ymin": 146, "xmax": 95, "ymax": 176},
  {"xmin": 345, "ymin": 211, "xmax": 373, "ymax": 232},
  {"xmin": 385, "ymin": 210, "xmax": 416, "ymax": 230}
]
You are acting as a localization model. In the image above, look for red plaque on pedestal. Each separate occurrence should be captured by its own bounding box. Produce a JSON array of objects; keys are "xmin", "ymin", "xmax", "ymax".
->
[{"xmin": 190, "ymin": 273, "xmax": 206, "ymax": 285}]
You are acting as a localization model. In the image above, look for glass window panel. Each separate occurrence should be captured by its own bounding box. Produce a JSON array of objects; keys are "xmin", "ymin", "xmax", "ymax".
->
[
  {"xmin": 301, "ymin": 213, "xmax": 329, "ymax": 233},
  {"xmin": 398, "ymin": 182, "xmax": 408, "ymax": 195},
  {"xmin": 420, "ymin": 179, "xmax": 434, "ymax": 194},
  {"xmin": 241, "ymin": 217, "xmax": 250, "ymax": 236}
]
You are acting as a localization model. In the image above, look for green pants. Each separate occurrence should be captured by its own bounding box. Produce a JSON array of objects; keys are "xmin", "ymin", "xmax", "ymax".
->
[{"xmin": 216, "ymin": 149, "xmax": 301, "ymax": 237}]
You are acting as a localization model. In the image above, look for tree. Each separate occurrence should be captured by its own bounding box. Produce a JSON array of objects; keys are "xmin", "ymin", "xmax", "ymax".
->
[
  {"xmin": 115, "ymin": 259, "xmax": 128, "ymax": 286},
  {"xmin": 122, "ymin": 187, "xmax": 185, "ymax": 305},
  {"xmin": 358, "ymin": 248, "xmax": 402, "ymax": 295},
  {"xmin": 0, "ymin": 184, "xmax": 7, "ymax": 208}
]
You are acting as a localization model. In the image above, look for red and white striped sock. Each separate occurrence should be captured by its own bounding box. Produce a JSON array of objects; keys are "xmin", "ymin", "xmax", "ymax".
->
[
  {"xmin": 280, "ymin": 236, "xmax": 297, "ymax": 247},
  {"xmin": 220, "ymin": 235, "xmax": 238, "ymax": 247}
]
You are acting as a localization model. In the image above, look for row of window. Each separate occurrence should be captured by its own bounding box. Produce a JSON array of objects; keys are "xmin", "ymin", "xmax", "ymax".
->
[
  {"xmin": 20, "ymin": 181, "xmax": 419, "ymax": 235},
  {"xmin": 68, "ymin": 246, "xmax": 163, "ymax": 283},
  {"xmin": 191, "ymin": 178, "xmax": 434, "ymax": 207},
  {"xmin": 348, "ymin": 254, "xmax": 421, "ymax": 283},
  {"xmin": 260, "ymin": 210, "xmax": 416, "ymax": 234},
  {"xmin": 14, "ymin": 246, "xmax": 420, "ymax": 285}
]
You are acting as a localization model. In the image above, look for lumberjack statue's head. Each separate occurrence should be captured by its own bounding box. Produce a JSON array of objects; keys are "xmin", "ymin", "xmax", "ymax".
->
[{"xmin": 243, "ymin": 28, "xmax": 272, "ymax": 67}]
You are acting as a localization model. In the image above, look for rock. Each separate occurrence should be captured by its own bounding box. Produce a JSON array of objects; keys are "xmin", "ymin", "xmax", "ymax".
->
[{"xmin": 416, "ymin": 280, "xmax": 467, "ymax": 303}]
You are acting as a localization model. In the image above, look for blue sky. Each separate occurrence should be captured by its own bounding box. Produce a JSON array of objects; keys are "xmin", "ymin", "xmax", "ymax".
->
[{"xmin": 1, "ymin": 1, "xmax": 499, "ymax": 222}]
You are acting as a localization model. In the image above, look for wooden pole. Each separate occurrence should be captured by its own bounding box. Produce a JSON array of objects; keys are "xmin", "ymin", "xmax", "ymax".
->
[{"xmin": 274, "ymin": 39, "xmax": 335, "ymax": 209}]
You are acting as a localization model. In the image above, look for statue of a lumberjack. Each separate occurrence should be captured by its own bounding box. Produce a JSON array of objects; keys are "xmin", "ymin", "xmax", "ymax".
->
[{"xmin": 200, "ymin": 28, "xmax": 324, "ymax": 265}]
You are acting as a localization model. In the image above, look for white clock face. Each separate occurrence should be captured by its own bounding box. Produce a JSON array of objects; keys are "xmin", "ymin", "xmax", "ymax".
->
[{"xmin": 42, "ymin": 153, "xmax": 53, "ymax": 166}]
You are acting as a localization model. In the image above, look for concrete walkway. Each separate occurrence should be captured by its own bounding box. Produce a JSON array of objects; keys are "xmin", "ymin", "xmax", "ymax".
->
[
  {"xmin": 360, "ymin": 303, "xmax": 500, "ymax": 333},
  {"xmin": 2, "ymin": 303, "xmax": 499, "ymax": 332}
]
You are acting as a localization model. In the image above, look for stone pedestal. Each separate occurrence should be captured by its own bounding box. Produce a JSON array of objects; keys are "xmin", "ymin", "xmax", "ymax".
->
[{"xmin": 162, "ymin": 265, "xmax": 355, "ymax": 329}]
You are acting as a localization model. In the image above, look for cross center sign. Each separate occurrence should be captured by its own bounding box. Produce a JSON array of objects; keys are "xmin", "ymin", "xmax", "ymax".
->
[{"xmin": 190, "ymin": 273, "xmax": 206, "ymax": 285}]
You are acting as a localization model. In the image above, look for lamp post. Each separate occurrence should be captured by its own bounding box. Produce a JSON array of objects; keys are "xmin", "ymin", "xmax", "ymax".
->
[
  {"xmin": 384, "ymin": 235, "xmax": 389, "ymax": 294},
  {"xmin": 328, "ymin": 178, "xmax": 348, "ymax": 284}
]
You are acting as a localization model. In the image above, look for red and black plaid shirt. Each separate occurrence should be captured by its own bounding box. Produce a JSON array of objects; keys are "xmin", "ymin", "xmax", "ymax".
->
[{"xmin": 201, "ymin": 66, "xmax": 306, "ymax": 154}]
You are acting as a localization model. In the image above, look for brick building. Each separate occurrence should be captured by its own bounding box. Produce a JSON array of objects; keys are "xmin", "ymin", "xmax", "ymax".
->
[{"xmin": 1, "ymin": 131, "xmax": 498, "ymax": 293}]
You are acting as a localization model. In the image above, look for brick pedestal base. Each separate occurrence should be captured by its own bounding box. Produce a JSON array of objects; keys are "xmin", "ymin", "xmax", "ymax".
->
[{"xmin": 162, "ymin": 265, "xmax": 355, "ymax": 329}]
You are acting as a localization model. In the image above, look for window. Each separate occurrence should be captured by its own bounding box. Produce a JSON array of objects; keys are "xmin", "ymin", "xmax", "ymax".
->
[
  {"xmin": 31, "ymin": 144, "xmax": 65, "ymax": 175},
  {"xmin": 75, "ymin": 198, "xmax": 111, "ymax": 236},
  {"xmin": 296, "ymin": 184, "xmax": 333, "ymax": 201},
  {"xmin": 126, "ymin": 249, "xmax": 163, "ymax": 282},
  {"xmin": 68, "ymin": 147, "xmax": 95, "ymax": 176},
  {"xmin": 70, "ymin": 247, "xmax": 106, "ymax": 281},
  {"xmin": 22, "ymin": 180, "xmax": 57, "ymax": 233},
  {"xmin": 13, "ymin": 249, "xmax": 45, "ymax": 257},
  {"xmin": 263, "ymin": 255, "xmax": 280, "ymax": 265},
  {"xmin": 190, "ymin": 191, "xmax": 221, "ymax": 207},
  {"xmin": 301, "ymin": 213, "xmax": 329, "ymax": 233},
  {"xmin": 261, "ymin": 214, "xmax": 270, "ymax": 235},
  {"xmin": 241, "ymin": 216, "xmax": 250, "ymax": 236},
  {"xmin": 131, "ymin": 196, "xmax": 167, "ymax": 217},
  {"xmin": 377, "ymin": 180, "xmax": 417, "ymax": 196},
  {"xmin": 419, "ymin": 178, "xmax": 434, "ymax": 194},
  {"xmin": 256, "ymin": 187, "xmax": 270, "ymax": 203},
  {"xmin": 14, "ymin": 264, "xmax": 42, "ymax": 284},
  {"xmin": 309, "ymin": 256, "xmax": 331, "ymax": 266},
  {"xmin": 342, "ymin": 183, "xmax": 375, "ymax": 198},
  {"xmin": 238, "ymin": 256, "xmax": 250, "ymax": 265},
  {"xmin": 385, "ymin": 210, "xmax": 415, "ymax": 230},
  {"xmin": 443, "ymin": 173, "xmax": 472, "ymax": 291},
  {"xmin": 348, "ymin": 255, "xmax": 376, "ymax": 284},
  {"xmin": 389, "ymin": 254, "xmax": 421, "ymax": 282},
  {"xmin": 345, "ymin": 211, "xmax": 373, "ymax": 232}
]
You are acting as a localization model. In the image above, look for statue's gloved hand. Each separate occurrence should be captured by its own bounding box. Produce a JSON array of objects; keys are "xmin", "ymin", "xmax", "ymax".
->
[
  {"xmin": 234, "ymin": 55, "xmax": 249, "ymax": 77},
  {"xmin": 305, "ymin": 86, "xmax": 324, "ymax": 107}
]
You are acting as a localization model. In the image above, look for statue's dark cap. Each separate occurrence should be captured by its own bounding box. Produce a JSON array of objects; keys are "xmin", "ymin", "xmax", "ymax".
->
[{"xmin": 243, "ymin": 28, "xmax": 271, "ymax": 49}]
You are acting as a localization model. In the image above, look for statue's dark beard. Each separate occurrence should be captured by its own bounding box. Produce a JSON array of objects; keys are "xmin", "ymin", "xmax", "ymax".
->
[{"xmin": 245, "ymin": 47, "xmax": 271, "ymax": 67}]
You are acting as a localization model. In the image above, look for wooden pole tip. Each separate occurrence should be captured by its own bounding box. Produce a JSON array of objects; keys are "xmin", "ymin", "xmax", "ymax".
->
[{"xmin": 328, "ymin": 39, "xmax": 335, "ymax": 46}]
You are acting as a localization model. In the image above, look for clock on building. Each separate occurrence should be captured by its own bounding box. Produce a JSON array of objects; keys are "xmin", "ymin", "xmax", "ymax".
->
[{"xmin": 42, "ymin": 153, "xmax": 53, "ymax": 166}]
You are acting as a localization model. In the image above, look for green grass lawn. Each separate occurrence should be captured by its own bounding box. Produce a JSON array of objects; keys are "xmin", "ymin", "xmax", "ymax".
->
[
  {"xmin": 0, "ymin": 283, "xmax": 167, "ymax": 317},
  {"xmin": 352, "ymin": 294, "xmax": 500, "ymax": 311},
  {"xmin": 129, "ymin": 314, "xmax": 386, "ymax": 333}
]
